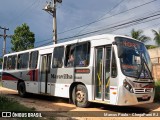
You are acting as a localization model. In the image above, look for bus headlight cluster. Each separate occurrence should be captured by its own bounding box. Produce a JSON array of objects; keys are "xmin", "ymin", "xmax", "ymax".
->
[{"xmin": 123, "ymin": 79, "xmax": 134, "ymax": 93}]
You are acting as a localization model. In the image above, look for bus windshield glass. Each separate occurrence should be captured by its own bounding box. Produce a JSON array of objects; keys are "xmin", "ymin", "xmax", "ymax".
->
[{"xmin": 115, "ymin": 37, "xmax": 152, "ymax": 79}]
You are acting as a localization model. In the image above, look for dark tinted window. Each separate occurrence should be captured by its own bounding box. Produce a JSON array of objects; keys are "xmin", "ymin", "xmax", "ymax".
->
[
  {"xmin": 52, "ymin": 46, "xmax": 64, "ymax": 68},
  {"xmin": 65, "ymin": 42, "xmax": 90, "ymax": 67},
  {"xmin": 30, "ymin": 51, "xmax": 38, "ymax": 69},
  {"xmin": 17, "ymin": 53, "xmax": 29, "ymax": 69},
  {"xmin": 7, "ymin": 55, "xmax": 17, "ymax": 70}
]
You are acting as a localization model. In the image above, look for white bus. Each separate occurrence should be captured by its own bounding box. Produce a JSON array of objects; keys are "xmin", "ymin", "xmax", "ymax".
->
[{"xmin": 2, "ymin": 34, "xmax": 155, "ymax": 107}]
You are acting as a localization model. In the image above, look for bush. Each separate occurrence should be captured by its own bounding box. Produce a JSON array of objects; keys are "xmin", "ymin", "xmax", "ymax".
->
[{"xmin": 154, "ymin": 81, "xmax": 160, "ymax": 102}]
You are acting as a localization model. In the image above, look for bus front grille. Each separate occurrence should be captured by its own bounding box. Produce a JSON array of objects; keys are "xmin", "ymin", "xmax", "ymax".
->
[{"xmin": 134, "ymin": 88, "xmax": 153, "ymax": 94}]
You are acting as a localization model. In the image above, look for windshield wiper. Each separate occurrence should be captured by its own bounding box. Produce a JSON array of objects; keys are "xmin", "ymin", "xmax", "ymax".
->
[
  {"xmin": 137, "ymin": 55, "xmax": 152, "ymax": 79},
  {"xmin": 133, "ymin": 46, "xmax": 152, "ymax": 79}
]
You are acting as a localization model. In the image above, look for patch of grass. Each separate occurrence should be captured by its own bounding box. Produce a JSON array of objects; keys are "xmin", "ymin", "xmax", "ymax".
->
[
  {"xmin": 0, "ymin": 95, "xmax": 41, "ymax": 120},
  {"xmin": 0, "ymin": 95, "xmax": 32, "ymax": 111},
  {"xmin": 154, "ymin": 80, "xmax": 160, "ymax": 102}
]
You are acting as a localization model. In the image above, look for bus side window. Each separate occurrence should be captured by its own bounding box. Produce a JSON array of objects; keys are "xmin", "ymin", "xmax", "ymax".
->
[
  {"xmin": 17, "ymin": 53, "xmax": 29, "ymax": 69},
  {"xmin": 111, "ymin": 49, "xmax": 117, "ymax": 77},
  {"xmin": 7, "ymin": 55, "xmax": 17, "ymax": 70},
  {"xmin": 65, "ymin": 42, "xmax": 90, "ymax": 67},
  {"xmin": 74, "ymin": 42, "xmax": 90, "ymax": 67},
  {"xmin": 65, "ymin": 45, "xmax": 75, "ymax": 67},
  {"xmin": 52, "ymin": 46, "xmax": 64, "ymax": 68},
  {"xmin": 3, "ymin": 56, "xmax": 7, "ymax": 70},
  {"xmin": 30, "ymin": 51, "xmax": 38, "ymax": 69}
]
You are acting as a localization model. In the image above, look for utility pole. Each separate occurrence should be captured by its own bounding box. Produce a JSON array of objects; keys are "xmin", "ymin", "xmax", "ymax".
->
[
  {"xmin": 53, "ymin": 0, "xmax": 57, "ymax": 44},
  {"xmin": 0, "ymin": 26, "xmax": 9, "ymax": 56},
  {"xmin": 43, "ymin": 0, "xmax": 62, "ymax": 44}
]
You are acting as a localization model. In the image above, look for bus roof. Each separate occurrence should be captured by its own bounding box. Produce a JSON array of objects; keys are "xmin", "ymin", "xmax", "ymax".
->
[{"xmin": 4, "ymin": 34, "xmax": 140, "ymax": 56}]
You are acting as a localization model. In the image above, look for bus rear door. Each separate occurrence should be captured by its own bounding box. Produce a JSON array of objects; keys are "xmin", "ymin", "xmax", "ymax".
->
[{"xmin": 40, "ymin": 54, "xmax": 52, "ymax": 94}]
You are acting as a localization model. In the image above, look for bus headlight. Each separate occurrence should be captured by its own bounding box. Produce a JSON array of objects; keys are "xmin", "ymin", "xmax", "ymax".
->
[{"xmin": 123, "ymin": 79, "xmax": 134, "ymax": 93}]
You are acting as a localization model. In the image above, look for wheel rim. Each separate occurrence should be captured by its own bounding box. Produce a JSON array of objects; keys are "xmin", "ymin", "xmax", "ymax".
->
[{"xmin": 76, "ymin": 90, "xmax": 85, "ymax": 103}]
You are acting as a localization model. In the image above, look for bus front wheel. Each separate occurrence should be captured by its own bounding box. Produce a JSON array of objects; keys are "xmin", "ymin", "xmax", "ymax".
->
[
  {"xmin": 18, "ymin": 82, "xmax": 27, "ymax": 97},
  {"xmin": 72, "ymin": 84, "xmax": 89, "ymax": 108}
]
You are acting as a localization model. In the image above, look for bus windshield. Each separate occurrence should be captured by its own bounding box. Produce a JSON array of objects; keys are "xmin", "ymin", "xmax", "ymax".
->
[{"xmin": 115, "ymin": 37, "xmax": 152, "ymax": 79}]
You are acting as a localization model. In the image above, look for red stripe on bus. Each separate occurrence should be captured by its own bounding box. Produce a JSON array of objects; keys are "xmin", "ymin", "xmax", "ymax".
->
[
  {"xmin": 110, "ymin": 87, "xmax": 115, "ymax": 90},
  {"xmin": 2, "ymin": 75, "xmax": 17, "ymax": 81},
  {"xmin": 27, "ymin": 69, "xmax": 38, "ymax": 81}
]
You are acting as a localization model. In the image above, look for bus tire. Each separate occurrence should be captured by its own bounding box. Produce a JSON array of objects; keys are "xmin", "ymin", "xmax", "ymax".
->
[
  {"xmin": 18, "ymin": 82, "xmax": 27, "ymax": 97},
  {"xmin": 72, "ymin": 84, "xmax": 90, "ymax": 108}
]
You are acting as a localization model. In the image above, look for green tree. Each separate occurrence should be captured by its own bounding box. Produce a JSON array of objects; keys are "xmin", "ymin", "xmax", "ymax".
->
[
  {"xmin": 11, "ymin": 23, "xmax": 35, "ymax": 52},
  {"xmin": 130, "ymin": 29, "xmax": 150, "ymax": 42},
  {"xmin": 145, "ymin": 45, "xmax": 157, "ymax": 49},
  {"xmin": 152, "ymin": 29, "xmax": 160, "ymax": 46}
]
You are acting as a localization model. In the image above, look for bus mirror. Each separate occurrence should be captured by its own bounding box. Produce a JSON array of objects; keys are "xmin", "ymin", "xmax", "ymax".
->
[{"xmin": 112, "ymin": 41, "xmax": 117, "ymax": 45}]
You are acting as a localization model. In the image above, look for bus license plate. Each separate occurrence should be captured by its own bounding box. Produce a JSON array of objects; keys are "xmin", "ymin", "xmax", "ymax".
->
[{"xmin": 142, "ymin": 95, "xmax": 149, "ymax": 100}]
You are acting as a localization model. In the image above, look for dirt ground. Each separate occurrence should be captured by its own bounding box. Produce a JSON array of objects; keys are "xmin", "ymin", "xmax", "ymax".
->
[{"xmin": 0, "ymin": 87, "xmax": 160, "ymax": 120}]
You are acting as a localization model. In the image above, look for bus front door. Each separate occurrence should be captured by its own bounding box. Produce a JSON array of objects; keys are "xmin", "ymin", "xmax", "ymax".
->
[
  {"xmin": 40, "ymin": 54, "xmax": 52, "ymax": 94},
  {"xmin": 95, "ymin": 46, "xmax": 111, "ymax": 101}
]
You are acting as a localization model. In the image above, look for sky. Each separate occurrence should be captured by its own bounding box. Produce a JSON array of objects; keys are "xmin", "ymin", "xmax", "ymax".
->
[{"xmin": 0, "ymin": 0, "xmax": 160, "ymax": 57}]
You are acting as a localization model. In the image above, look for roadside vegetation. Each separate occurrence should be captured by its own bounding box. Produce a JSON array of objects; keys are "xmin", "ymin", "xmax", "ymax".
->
[
  {"xmin": 0, "ymin": 95, "xmax": 56, "ymax": 120},
  {"xmin": 0, "ymin": 95, "xmax": 35, "ymax": 111},
  {"xmin": 154, "ymin": 80, "xmax": 160, "ymax": 102},
  {"xmin": 0, "ymin": 95, "xmax": 40, "ymax": 120}
]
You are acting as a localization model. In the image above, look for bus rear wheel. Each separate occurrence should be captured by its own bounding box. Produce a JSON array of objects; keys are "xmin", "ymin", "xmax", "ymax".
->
[
  {"xmin": 18, "ymin": 82, "xmax": 27, "ymax": 97},
  {"xmin": 72, "ymin": 84, "xmax": 89, "ymax": 108}
]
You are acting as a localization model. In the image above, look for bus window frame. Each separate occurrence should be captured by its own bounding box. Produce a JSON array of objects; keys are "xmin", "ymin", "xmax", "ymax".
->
[
  {"xmin": 29, "ymin": 51, "xmax": 39, "ymax": 69},
  {"xmin": 17, "ymin": 52, "xmax": 29, "ymax": 70},
  {"xmin": 3, "ymin": 56, "xmax": 8, "ymax": 70},
  {"xmin": 64, "ymin": 44, "xmax": 75, "ymax": 67},
  {"xmin": 52, "ymin": 46, "xmax": 64, "ymax": 68},
  {"xmin": 7, "ymin": 55, "xmax": 17, "ymax": 70},
  {"xmin": 64, "ymin": 41, "xmax": 91, "ymax": 68}
]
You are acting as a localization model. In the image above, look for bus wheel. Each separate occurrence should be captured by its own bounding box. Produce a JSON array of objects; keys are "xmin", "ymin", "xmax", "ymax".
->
[
  {"xmin": 72, "ymin": 84, "xmax": 89, "ymax": 108},
  {"xmin": 18, "ymin": 82, "xmax": 27, "ymax": 97}
]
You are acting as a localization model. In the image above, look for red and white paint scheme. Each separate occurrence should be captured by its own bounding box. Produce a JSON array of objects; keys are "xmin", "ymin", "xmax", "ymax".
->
[{"xmin": 2, "ymin": 34, "xmax": 155, "ymax": 107}]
